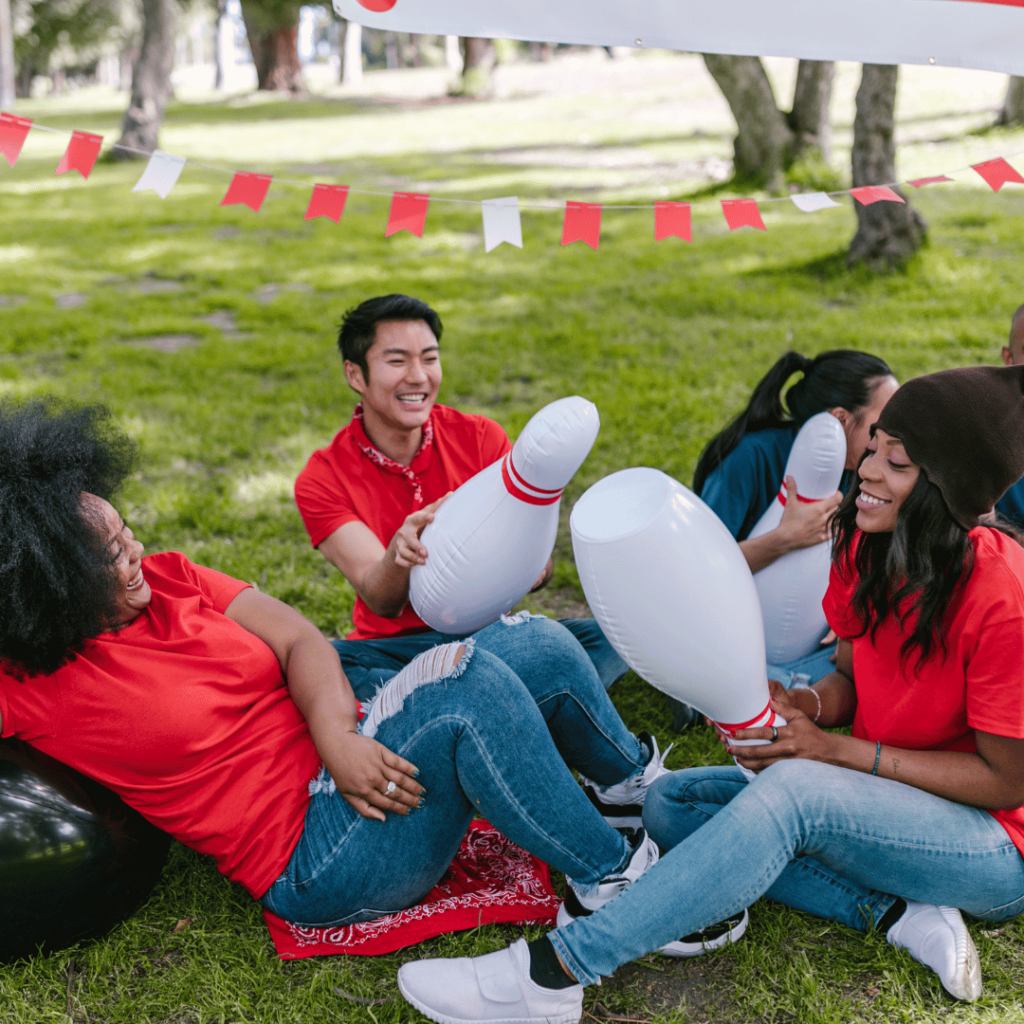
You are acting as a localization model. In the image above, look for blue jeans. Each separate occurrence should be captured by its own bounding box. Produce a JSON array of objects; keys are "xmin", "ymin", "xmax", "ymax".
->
[
  {"xmin": 333, "ymin": 616, "xmax": 627, "ymax": 702},
  {"xmin": 767, "ymin": 642, "xmax": 837, "ymax": 689},
  {"xmin": 261, "ymin": 616, "xmax": 642, "ymax": 926},
  {"xmin": 550, "ymin": 760, "xmax": 1024, "ymax": 986}
]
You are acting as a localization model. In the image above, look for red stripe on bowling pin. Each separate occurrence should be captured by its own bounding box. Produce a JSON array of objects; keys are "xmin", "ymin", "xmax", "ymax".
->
[
  {"xmin": 715, "ymin": 702, "xmax": 776, "ymax": 735},
  {"xmin": 776, "ymin": 485, "xmax": 819, "ymax": 507},
  {"xmin": 501, "ymin": 453, "xmax": 565, "ymax": 505}
]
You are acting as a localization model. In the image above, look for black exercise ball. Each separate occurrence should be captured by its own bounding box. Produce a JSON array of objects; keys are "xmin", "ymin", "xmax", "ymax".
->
[{"xmin": 0, "ymin": 738, "xmax": 171, "ymax": 961}]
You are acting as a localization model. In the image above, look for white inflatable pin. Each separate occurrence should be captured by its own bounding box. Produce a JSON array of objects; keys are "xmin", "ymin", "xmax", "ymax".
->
[
  {"xmin": 570, "ymin": 467, "xmax": 784, "ymax": 776},
  {"xmin": 410, "ymin": 396, "xmax": 600, "ymax": 634},
  {"xmin": 748, "ymin": 411, "xmax": 846, "ymax": 665}
]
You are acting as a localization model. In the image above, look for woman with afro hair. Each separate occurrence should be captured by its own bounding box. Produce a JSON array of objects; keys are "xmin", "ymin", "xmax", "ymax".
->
[{"xmin": 0, "ymin": 398, "xmax": 707, "ymax": 946}]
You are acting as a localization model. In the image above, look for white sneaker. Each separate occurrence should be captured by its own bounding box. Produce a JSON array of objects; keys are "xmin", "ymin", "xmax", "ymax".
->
[
  {"xmin": 398, "ymin": 937, "xmax": 583, "ymax": 1024},
  {"xmin": 579, "ymin": 732, "xmax": 673, "ymax": 828},
  {"xmin": 557, "ymin": 828, "xmax": 659, "ymax": 926},
  {"xmin": 885, "ymin": 900, "xmax": 982, "ymax": 1002},
  {"xmin": 659, "ymin": 908, "xmax": 749, "ymax": 957}
]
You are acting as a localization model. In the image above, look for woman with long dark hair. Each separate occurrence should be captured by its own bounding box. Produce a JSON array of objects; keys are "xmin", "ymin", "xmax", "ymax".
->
[
  {"xmin": 692, "ymin": 349, "xmax": 897, "ymax": 688},
  {"xmin": 400, "ymin": 366, "xmax": 1024, "ymax": 1022}
]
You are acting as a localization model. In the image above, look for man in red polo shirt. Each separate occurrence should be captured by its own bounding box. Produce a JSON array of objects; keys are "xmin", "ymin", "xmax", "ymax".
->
[{"xmin": 295, "ymin": 295, "xmax": 665, "ymax": 827}]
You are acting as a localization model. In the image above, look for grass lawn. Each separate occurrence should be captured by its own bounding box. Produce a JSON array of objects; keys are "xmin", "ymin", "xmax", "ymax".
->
[{"xmin": 2, "ymin": 50, "xmax": 1024, "ymax": 1023}]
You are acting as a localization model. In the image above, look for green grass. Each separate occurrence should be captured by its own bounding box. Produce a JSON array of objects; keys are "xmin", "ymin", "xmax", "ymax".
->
[{"xmin": 3, "ymin": 53, "xmax": 1024, "ymax": 1023}]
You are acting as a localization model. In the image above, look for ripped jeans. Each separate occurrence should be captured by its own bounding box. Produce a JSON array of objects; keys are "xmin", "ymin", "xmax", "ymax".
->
[{"xmin": 260, "ymin": 616, "xmax": 643, "ymax": 926}]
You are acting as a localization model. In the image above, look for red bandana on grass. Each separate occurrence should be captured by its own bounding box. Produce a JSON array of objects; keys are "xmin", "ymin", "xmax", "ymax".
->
[{"xmin": 262, "ymin": 820, "xmax": 560, "ymax": 958}]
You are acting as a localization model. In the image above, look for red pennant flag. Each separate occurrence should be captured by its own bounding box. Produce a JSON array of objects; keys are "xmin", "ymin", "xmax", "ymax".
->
[
  {"xmin": 0, "ymin": 113, "xmax": 33, "ymax": 168},
  {"xmin": 386, "ymin": 192, "xmax": 430, "ymax": 237},
  {"xmin": 908, "ymin": 175, "xmax": 953, "ymax": 188},
  {"xmin": 849, "ymin": 185, "xmax": 905, "ymax": 206},
  {"xmin": 305, "ymin": 184, "xmax": 349, "ymax": 223},
  {"xmin": 971, "ymin": 158, "xmax": 1024, "ymax": 192},
  {"xmin": 561, "ymin": 202, "xmax": 602, "ymax": 249},
  {"xmin": 721, "ymin": 199, "xmax": 765, "ymax": 232},
  {"xmin": 221, "ymin": 172, "xmax": 273, "ymax": 211},
  {"xmin": 654, "ymin": 201, "xmax": 692, "ymax": 242},
  {"xmin": 55, "ymin": 131, "xmax": 103, "ymax": 179}
]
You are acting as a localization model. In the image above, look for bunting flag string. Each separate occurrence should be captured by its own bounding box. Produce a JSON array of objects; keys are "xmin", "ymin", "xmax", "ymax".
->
[{"xmin": 4, "ymin": 111, "xmax": 1024, "ymax": 253}]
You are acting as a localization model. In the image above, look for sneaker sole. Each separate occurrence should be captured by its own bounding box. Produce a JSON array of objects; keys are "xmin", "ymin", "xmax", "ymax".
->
[{"xmin": 581, "ymin": 787, "xmax": 643, "ymax": 830}]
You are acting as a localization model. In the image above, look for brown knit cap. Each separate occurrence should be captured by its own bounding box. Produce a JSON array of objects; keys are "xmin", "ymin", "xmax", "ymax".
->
[{"xmin": 873, "ymin": 365, "xmax": 1024, "ymax": 529}]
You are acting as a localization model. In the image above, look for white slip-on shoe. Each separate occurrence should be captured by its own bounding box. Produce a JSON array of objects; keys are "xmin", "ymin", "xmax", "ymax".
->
[
  {"xmin": 557, "ymin": 827, "xmax": 660, "ymax": 926},
  {"xmin": 885, "ymin": 900, "xmax": 982, "ymax": 1002},
  {"xmin": 579, "ymin": 732, "xmax": 673, "ymax": 829},
  {"xmin": 659, "ymin": 908, "xmax": 749, "ymax": 957},
  {"xmin": 397, "ymin": 937, "xmax": 583, "ymax": 1024}
]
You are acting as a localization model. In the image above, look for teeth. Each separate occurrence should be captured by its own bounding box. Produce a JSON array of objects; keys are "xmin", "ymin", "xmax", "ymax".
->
[
  {"xmin": 398, "ymin": 394, "xmax": 426, "ymax": 403},
  {"xmin": 126, "ymin": 571, "xmax": 144, "ymax": 590},
  {"xmin": 859, "ymin": 492, "xmax": 887, "ymax": 506}
]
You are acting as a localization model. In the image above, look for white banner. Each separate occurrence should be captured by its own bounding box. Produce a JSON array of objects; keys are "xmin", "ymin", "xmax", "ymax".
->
[
  {"xmin": 481, "ymin": 196, "xmax": 523, "ymax": 252},
  {"xmin": 333, "ymin": 0, "xmax": 1024, "ymax": 76},
  {"xmin": 132, "ymin": 151, "xmax": 186, "ymax": 199}
]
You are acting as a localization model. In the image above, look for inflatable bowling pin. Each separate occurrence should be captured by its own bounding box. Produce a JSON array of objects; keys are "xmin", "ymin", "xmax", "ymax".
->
[
  {"xmin": 571, "ymin": 467, "xmax": 784, "ymax": 775},
  {"xmin": 748, "ymin": 412, "xmax": 846, "ymax": 665},
  {"xmin": 410, "ymin": 396, "xmax": 600, "ymax": 634}
]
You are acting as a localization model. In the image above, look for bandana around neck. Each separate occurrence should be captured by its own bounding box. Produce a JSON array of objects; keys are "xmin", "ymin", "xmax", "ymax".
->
[{"xmin": 353, "ymin": 402, "xmax": 435, "ymax": 507}]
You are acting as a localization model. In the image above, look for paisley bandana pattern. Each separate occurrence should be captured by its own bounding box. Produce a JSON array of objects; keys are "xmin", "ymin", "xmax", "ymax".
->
[{"xmin": 353, "ymin": 402, "xmax": 435, "ymax": 508}]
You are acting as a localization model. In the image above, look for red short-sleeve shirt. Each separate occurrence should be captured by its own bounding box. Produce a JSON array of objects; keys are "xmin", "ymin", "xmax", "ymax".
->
[
  {"xmin": 823, "ymin": 527, "xmax": 1024, "ymax": 858},
  {"xmin": 0, "ymin": 551, "xmax": 321, "ymax": 898},
  {"xmin": 295, "ymin": 403, "xmax": 511, "ymax": 639}
]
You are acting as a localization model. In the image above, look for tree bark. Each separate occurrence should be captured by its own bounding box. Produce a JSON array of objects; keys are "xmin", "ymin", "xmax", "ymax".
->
[
  {"xmin": 113, "ymin": 0, "xmax": 177, "ymax": 158},
  {"xmin": 847, "ymin": 64, "xmax": 926, "ymax": 269},
  {"xmin": 996, "ymin": 75, "xmax": 1024, "ymax": 126},
  {"xmin": 0, "ymin": 0, "xmax": 15, "ymax": 109},
  {"xmin": 455, "ymin": 37, "xmax": 496, "ymax": 97},
  {"xmin": 788, "ymin": 59, "xmax": 834, "ymax": 161},
  {"xmin": 339, "ymin": 19, "xmax": 362, "ymax": 85},
  {"xmin": 702, "ymin": 53, "xmax": 793, "ymax": 190},
  {"xmin": 240, "ymin": 0, "xmax": 305, "ymax": 93}
]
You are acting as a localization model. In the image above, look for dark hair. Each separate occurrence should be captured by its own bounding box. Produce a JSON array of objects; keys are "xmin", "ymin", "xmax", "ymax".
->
[
  {"xmin": 831, "ymin": 466, "xmax": 973, "ymax": 671},
  {"xmin": 0, "ymin": 399, "xmax": 137, "ymax": 677},
  {"xmin": 693, "ymin": 350, "xmax": 893, "ymax": 494},
  {"xmin": 337, "ymin": 294, "xmax": 443, "ymax": 381}
]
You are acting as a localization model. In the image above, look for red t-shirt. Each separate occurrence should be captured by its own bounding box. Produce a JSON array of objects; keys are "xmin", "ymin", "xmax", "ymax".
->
[
  {"xmin": 0, "ymin": 551, "xmax": 321, "ymax": 899},
  {"xmin": 823, "ymin": 527, "xmax": 1024, "ymax": 858},
  {"xmin": 295, "ymin": 403, "xmax": 511, "ymax": 639}
]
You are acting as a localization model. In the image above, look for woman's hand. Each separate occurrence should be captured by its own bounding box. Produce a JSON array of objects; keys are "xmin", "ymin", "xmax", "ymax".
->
[
  {"xmin": 321, "ymin": 732, "xmax": 424, "ymax": 822},
  {"xmin": 775, "ymin": 476, "xmax": 841, "ymax": 550},
  {"xmin": 727, "ymin": 694, "xmax": 836, "ymax": 774}
]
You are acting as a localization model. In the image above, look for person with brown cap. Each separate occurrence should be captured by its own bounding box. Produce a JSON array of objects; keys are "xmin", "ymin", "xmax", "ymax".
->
[{"xmin": 397, "ymin": 366, "xmax": 1024, "ymax": 1023}]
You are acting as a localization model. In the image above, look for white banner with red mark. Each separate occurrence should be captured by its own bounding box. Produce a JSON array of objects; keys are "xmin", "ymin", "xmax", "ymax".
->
[{"xmin": 334, "ymin": 0, "xmax": 1024, "ymax": 76}]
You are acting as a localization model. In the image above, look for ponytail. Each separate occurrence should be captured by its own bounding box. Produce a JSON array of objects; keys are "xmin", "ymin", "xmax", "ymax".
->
[{"xmin": 693, "ymin": 349, "xmax": 892, "ymax": 495}]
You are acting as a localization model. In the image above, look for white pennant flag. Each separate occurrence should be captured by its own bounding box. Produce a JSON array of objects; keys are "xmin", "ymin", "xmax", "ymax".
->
[
  {"xmin": 790, "ymin": 192, "xmax": 841, "ymax": 213},
  {"xmin": 132, "ymin": 151, "xmax": 187, "ymax": 199},
  {"xmin": 481, "ymin": 196, "xmax": 523, "ymax": 252}
]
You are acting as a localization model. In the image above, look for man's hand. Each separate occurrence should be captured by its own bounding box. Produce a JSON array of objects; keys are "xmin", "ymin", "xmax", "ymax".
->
[
  {"xmin": 388, "ymin": 494, "xmax": 449, "ymax": 569},
  {"xmin": 321, "ymin": 732, "xmax": 424, "ymax": 822}
]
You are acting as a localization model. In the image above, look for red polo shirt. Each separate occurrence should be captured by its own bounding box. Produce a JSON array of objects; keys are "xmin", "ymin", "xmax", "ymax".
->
[{"xmin": 295, "ymin": 404, "xmax": 510, "ymax": 639}]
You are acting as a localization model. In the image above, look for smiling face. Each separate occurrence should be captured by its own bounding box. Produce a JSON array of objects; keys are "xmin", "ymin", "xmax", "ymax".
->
[
  {"xmin": 344, "ymin": 319, "xmax": 442, "ymax": 439},
  {"xmin": 854, "ymin": 428, "xmax": 921, "ymax": 533},
  {"xmin": 82, "ymin": 493, "xmax": 152, "ymax": 628}
]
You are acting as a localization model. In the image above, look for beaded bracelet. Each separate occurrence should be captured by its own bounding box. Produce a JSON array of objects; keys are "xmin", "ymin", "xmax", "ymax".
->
[
  {"xmin": 871, "ymin": 741, "xmax": 881, "ymax": 776},
  {"xmin": 806, "ymin": 686, "xmax": 822, "ymax": 723}
]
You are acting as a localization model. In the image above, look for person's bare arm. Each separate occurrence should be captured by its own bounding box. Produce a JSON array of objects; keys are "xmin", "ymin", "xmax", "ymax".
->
[
  {"xmin": 739, "ymin": 476, "xmax": 842, "ymax": 574},
  {"xmin": 223, "ymin": 588, "xmax": 422, "ymax": 820},
  {"xmin": 734, "ymin": 638, "xmax": 1024, "ymax": 810},
  {"xmin": 317, "ymin": 495, "xmax": 448, "ymax": 618}
]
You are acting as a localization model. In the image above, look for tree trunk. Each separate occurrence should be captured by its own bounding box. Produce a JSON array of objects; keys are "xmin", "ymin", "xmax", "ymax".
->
[
  {"xmin": 214, "ymin": 0, "xmax": 230, "ymax": 91},
  {"xmin": 114, "ymin": 0, "xmax": 177, "ymax": 158},
  {"xmin": 702, "ymin": 53, "xmax": 793, "ymax": 190},
  {"xmin": 847, "ymin": 64, "xmax": 926, "ymax": 269},
  {"xmin": 788, "ymin": 59, "xmax": 834, "ymax": 162},
  {"xmin": 240, "ymin": 0, "xmax": 305, "ymax": 93},
  {"xmin": 339, "ymin": 19, "xmax": 362, "ymax": 85},
  {"xmin": 0, "ymin": 0, "xmax": 15, "ymax": 109},
  {"xmin": 996, "ymin": 75, "xmax": 1024, "ymax": 126},
  {"xmin": 455, "ymin": 37, "xmax": 496, "ymax": 97}
]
